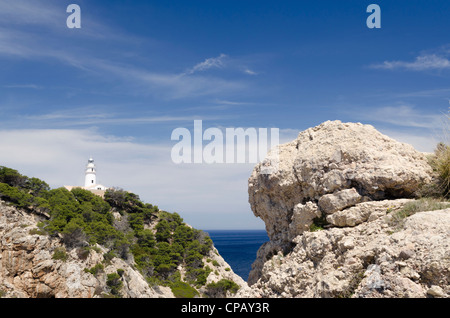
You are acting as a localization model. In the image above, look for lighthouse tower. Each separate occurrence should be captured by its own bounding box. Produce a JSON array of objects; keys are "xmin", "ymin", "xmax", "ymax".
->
[
  {"xmin": 64, "ymin": 157, "xmax": 108, "ymax": 197},
  {"xmin": 84, "ymin": 157, "xmax": 97, "ymax": 187}
]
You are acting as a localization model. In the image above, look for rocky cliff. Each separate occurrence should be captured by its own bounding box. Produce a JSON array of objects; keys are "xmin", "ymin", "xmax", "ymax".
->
[
  {"xmin": 0, "ymin": 196, "xmax": 244, "ymax": 298},
  {"xmin": 238, "ymin": 120, "xmax": 449, "ymax": 298}
]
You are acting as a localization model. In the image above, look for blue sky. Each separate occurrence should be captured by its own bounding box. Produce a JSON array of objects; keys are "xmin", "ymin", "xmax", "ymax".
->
[{"xmin": 0, "ymin": 0, "xmax": 449, "ymax": 230}]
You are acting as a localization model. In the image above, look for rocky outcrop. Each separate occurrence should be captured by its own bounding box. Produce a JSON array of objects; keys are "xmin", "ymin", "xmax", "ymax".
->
[
  {"xmin": 240, "ymin": 206, "xmax": 450, "ymax": 298},
  {"xmin": 0, "ymin": 200, "xmax": 173, "ymax": 298},
  {"xmin": 240, "ymin": 121, "xmax": 450, "ymax": 298},
  {"xmin": 0, "ymin": 199, "xmax": 244, "ymax": 298},
  {"xmin": 248, "ymin": 120, "xmax": 432, "ymax": 245}
]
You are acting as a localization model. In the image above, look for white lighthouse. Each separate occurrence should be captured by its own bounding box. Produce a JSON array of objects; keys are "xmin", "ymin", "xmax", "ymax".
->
[
  {"xmin": 82, "ymin": 157, "xmax": 108, "ymax": 192},
  {"xmin": 84, "ymin": 157, "xmax": 97, "ymax": 187},
  {"xmin": 64, "ymin": 157, "xmax": 109, "ymax": 197}
]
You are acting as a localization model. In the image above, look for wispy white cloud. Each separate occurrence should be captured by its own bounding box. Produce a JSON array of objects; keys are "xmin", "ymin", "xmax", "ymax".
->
[
  {"xmin": 0, "ymin": 0, "xmax": 61, "ymax": 28},
  {"xmin": 0, "ymin": 27, "xmax": 246, "ymax": 99},
  {"xmin": 243, "ymin": 68, "xmax": 258, "ymax": 75},
  {"xmin": 92, "ymin": 58, "xmax": 247, "ymax": 99},
  {"xmin": 394, "ymin": 87, "xmax": 450, "ymax": 98},
  {"xmin": 355, "ymin": 104, "xmax": 444, "ymax": 129},
  {"xmin": 341, "ymin": 104, "xmax": 447, "ymax": 152},
  {"xmin": 0, "ymin": 0, "xmax": 138, "ymax": 42},
  {"xmin": 0, "ymin": 2, "xmax": 254, "ymax": 100},
  {"xmin": 214, "ymin": 99, "xmax": 255, "ymax": 106},
  {"xmin": 2, "ymin": 104, "xmax": 227, "ymax": 128},
  {"xmin": 182, "ymin": 54, "xmax": 260, "ymax": 78},
  {"xmin": 0, "ymin": 25, "xmax": 106, "ymax": 70},
  {"xmin": 184, "ymin": 54, "xmax": 228, "ymax": 75},
  {"xmin": 3, "ymin": 84, "xmax": 42, "ymax": 89},
  {"xmin": 23, "ymin": 110, "xmax": 223, "ymax": 127},
  {"xmin": 370, "ymin": 53, "xmax": 450, "ymax": 71},
  {"xmin": 378, "ymin": 129, "xmax": 440, "ymax": 153}
]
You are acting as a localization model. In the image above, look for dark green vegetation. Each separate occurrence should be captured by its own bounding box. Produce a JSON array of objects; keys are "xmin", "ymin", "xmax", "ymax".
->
[
  {"xmin": 205, "ymin": 279, "xmax": 240, "ymax": 298},
  {"xmin": 424, "ymin": 142, "xmax": 450, "ymax": 199},
  {"xmin": 107, "ymin": 270, "xmax": 124, "ymax": 296},
  {"xmin": 104, "ymin": 189, "xmax": 213, "ymax": 290},
  {"xmin": 309, "ymin": 215, "xmax": 328, "ymax": 232},
  {"xmin": 419, "ymin": 110, "xmax": 449, "ymax": 199},
  {"xmin": 0, "ymin": 166, "xmax": 221, "ymax": 297}
]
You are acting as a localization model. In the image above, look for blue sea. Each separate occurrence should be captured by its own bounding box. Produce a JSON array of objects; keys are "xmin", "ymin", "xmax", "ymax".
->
[{"xmin": 206, "ymin": 230, "xmax": 269, "ymax": 281}]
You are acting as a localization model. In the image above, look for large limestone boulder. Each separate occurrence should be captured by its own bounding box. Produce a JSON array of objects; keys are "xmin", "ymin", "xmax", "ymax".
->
[
  {"xmin": 240, "ymin": 121, "xmax": 450, "ymax": 298},
  {"xmin": 248, "ymin": 120, "xmax": 432, "ymax": 245}
]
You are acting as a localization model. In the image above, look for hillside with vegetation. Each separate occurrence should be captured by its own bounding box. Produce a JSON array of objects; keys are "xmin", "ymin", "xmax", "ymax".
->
[{"xmin": 0, "ymin": 166, "xmax": 243, "ymax": 298}]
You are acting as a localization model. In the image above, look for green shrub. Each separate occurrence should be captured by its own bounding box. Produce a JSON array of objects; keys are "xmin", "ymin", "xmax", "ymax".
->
[
  {"xmin": 173, "ymin": 224, "xmax": 195, "ymax": 248},
  {"xmin": 24, "ymin": 177, "xmax": 50, "ymax": 196},
  {"xmin": 52, "ymin": 247, "xmax": 68, "ymax": 261},
  {"xmin": 205, "ymin": 279, "xmax": 240, "ymax": 298},
  {"xmin": 39, "ymin": 187, "xmax": 125, "ymax": 248},
  {"xmin": 0, "ymin": 183, "xmax": 34, "ymax": 208},
  {"xmin": 71, "ymin": 188, "xmax": 110, "ymax": 215},
  {"xmin": 29, "ymin": 227, "xmax": 47, "ymax": 236},
  {"xmin": 170, "ymin": 281, "xmax": 199, "ymax": 298},
  {"xmin": 422, "ymin": 110, "xmax": 450, "ymax": 199},
  {"xmin": 76, "ymin": 246, "xmax": 91, "ymax": 260},
  {"xmin": 134, "ymin": 229, "xmax": 154, "ymax": 248},
  {"xmin": 155, "ymin": 219, "xmax": 171, "ymax": 242},
  {"xmin": 103, "ymin": 250, "xmax": 116, "ymax": 265},
  {"xmin": 0, "ymin": 168, "xmax": 49, "ymax": 209},
  {"xmin": 429, "ymin": 142, "xmax": 450, "ymax": 198},
  {"xmin": 198, "ymin": 266, "xmax": 212, "ymax": 286},
  {"xmin": 106, "ymin": 272, "xmax": 123, "ymax": 297},
  {"xmin": 0, "ymin": 166, "xmax": 26, "ymax": 187},
  {"xmin": 104, "ymin": 188, "xmax": 127, "ymax": 208},
  {"xmin": 84, "ymin": 263, "xmax": 104, "ymax": 276},
  {"xmin": 62, "ymin": 218, "xmax": 87, "ymax": 247}
]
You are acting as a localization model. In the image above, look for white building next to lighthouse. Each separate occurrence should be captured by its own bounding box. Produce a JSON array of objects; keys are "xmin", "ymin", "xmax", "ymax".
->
[{"xmin": 65, "ymin": 157, "xmax": 109, "ymax": 197}]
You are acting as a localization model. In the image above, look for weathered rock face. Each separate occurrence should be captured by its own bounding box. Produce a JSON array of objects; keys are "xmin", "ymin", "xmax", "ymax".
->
[
  {"xmin": 248, "ymin": 120, "xmax": 432, "ymax": 245},
  {"xmin": 0, "ymin": 200, "xmax": 173, "ymax": 298},
  {"xmin": 239, "ymin": 121, "xmax": 450, "ymax": 298},
  {"xmin": 240, "ymin": 206, "xmax": 450, "ymax": 298},
  {"xmin": 0, "ymin": 200, "xmax": 245, "ymax": 298}
]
